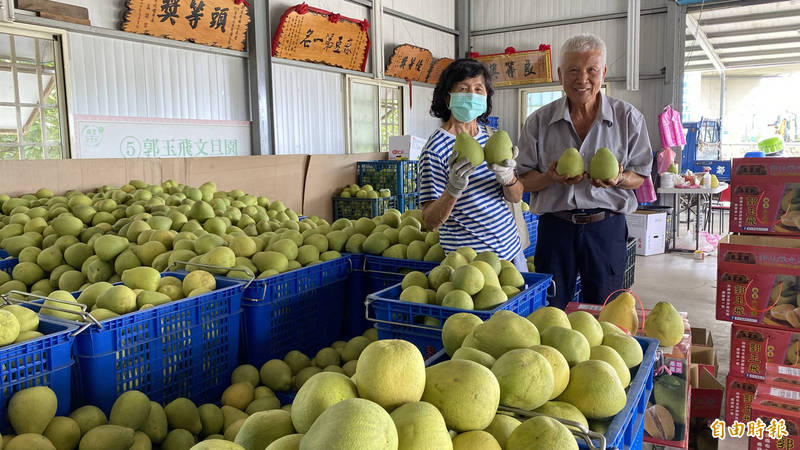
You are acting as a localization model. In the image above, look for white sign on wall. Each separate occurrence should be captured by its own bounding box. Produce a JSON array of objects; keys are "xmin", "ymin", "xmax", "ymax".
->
[{"xmin": 73, "ymin": 115, "xmax": 252, "ymax": 159}]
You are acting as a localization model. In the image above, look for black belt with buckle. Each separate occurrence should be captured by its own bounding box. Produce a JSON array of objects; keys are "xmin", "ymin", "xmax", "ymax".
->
[{"xmin": 550, "ymin": 210, "xmax": 616, "ymax": 224}]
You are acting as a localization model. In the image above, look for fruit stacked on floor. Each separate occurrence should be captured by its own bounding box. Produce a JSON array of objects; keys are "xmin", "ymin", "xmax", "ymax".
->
[
  {"xmin": 0, "ymin": 183, "xmax": 447, "ymax": 302},
  {"xmin": 338, "ymin": 208, "xmax": 444, "ymax": 262}
]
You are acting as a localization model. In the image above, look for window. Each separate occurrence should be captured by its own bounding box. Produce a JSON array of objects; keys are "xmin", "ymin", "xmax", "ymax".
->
[
  {"xmin": 0, "ymin": 26, "xmax": 68, "ymax": 160},
  {"xmin": 346, "ymin": 76, "xmax": 403, "ymax": 153},
  {"xmin": 518, "ymin": 85, "xmax": 608, "ymax": 132}
]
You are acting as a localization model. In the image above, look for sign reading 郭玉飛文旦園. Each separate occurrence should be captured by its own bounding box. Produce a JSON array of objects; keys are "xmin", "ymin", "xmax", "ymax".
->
[
  {"xmin": 123, "ymin": 0, "xmax": 249, "ymax": 51},
  {"xmin": 272, "ymin": 3, "xmax": 370, "ymax": 72},
  {"xmin": 473, "ymin": 47, "xmax": 552, "ymax": 87},
  {"xmin": 73, "ymin": 116, "xmax": 251, "ymax": 159}
]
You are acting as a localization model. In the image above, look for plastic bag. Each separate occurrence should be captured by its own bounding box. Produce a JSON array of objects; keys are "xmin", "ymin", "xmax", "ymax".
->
[
  {"xmin": 635, "ymin": 176, "xmax": 657, "ymax": 203},
  {"xmin": 657, "ymin": 147, "xmax": 676, "ymax": 175},
  {"xmin": 699, "ymin": 231, "xmax": 721, "ymax": 253}
]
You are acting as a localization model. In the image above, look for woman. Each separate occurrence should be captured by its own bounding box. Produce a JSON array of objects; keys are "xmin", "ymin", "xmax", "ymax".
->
[{"xmin": 419, "ymin": 58, "xmax": 526, "ymax": 271}]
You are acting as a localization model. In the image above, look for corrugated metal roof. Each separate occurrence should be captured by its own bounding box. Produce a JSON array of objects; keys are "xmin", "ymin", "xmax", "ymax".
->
[{"xmin": 685, "ymin": 0, "xmax": 800, "ymax": 72}]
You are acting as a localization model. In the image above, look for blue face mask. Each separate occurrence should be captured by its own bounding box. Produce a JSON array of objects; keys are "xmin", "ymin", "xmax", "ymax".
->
[{"xmin": 449, "ymin": 92, "xmax": 487, "ymax": 123}]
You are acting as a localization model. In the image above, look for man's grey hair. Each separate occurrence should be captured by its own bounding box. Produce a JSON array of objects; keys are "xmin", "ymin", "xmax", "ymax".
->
[{"xmin": 559, "ymin": 33, "xmax": 607, "ymax": 68}]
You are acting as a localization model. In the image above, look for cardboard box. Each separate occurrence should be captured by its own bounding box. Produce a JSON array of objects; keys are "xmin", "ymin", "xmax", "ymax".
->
[
  {"xmin": 625, "ymin": 210, "xmax": 666, "ymax": 256},
  {"xmin": 690, "ymin": 328, "xmax": 723, "ymax": 419},
  {"xmin": 749, "ymin": 383, "xmax": 800, "ymax": 449},
  {"xmin": 730, "ymin": 323, "xmax": 800, "ymax": 380},
  {"xmin": 731, "ymin": 157, "xmax": 800, "ymax": 236},
  {"xmin": 766, "ymin": 363, "xmax": 800, "ymax": 388},
  {"xmin": 726, "ymin": 375, "xmax": 759, "ymax": 426},
  {"xmin": 388, "ymin": 135, "xmax": 426, "ymax": 160},
  {"xmin": 717, "ymin": 235, "xmax": 800, "ymax": 331}
]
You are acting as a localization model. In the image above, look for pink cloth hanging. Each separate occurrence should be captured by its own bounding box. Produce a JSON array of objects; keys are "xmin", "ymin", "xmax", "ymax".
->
[{"xmin": 658, "ymin": 105, "xmax": 686, "ymax": 149}]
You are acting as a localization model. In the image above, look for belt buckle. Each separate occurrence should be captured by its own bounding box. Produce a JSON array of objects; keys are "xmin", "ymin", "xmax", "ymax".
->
[{"xmin": 571, "ymin": 214, "xmax": 590, "ymax": 224}]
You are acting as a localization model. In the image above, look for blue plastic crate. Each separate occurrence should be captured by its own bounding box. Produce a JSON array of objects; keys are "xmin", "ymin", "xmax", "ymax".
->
[
  {"xmin": 425, "ymin": 335, "xmax": 657, "ymax": 450},
  {"xmin": 357, "ymin": 160, "xmax": 419, "ymax": 195},
  {"xmin": 47, "ymin": 272, "xmax": 244, "ymax": 413},
  {"xmin": 396, "ymin": 192, "xmax": 420, "ymax": 213},
  {"xmin": 0, "ymin": 256, "xmax": 17, "ymax": 276},
  {"xmin": 240, "ymin": 257, "xmax": 353, "ymax": 367},
  {"xmin": 333, "ymin": 197, "xmax": 395, "ymax": 220},
  {"xmin": 522, "ymin": 212, "xmax": 538, "ymax": 257},
  {"xmin": 345, "ymin": 254, "xmax": 439, "ymax": 337},
  {"xmin": 376, "ymin": 322, "xmax": 443, "ymax": 359},
  {"xmin": 0, "ymin": 249, "xmax": 8, "ymax": 257},
  {"xmin": 368, "ymin": 271, "xmax": 552, "ymax": 326},
  {"xmin": 0, "ymin": 317, "xmax": 77, "ymax": 433}
]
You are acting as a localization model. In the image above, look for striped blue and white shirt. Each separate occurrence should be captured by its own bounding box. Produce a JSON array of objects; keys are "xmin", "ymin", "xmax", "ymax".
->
[{"xmin": 419, "ymin": 125, "xmax": 522, "ymax": 260}]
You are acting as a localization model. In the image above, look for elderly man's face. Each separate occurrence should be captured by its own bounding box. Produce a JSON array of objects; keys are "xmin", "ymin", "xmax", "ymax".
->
[{"xmin": 558, "ymin": 50, "xmax": 606, "ymax": 106}]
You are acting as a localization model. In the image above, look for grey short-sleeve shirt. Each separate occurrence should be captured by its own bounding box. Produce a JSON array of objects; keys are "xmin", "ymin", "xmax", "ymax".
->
[{"xmin": 517, "ymin": 93, "xmax": 653, "ymax": 215}]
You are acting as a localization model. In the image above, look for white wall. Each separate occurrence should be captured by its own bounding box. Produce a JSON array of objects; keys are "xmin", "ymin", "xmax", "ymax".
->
[
  {"xmin": 271, "ymin": 63, "xmax": 346, "ymax": 155},
  {"xmin": 470, "ymin": 0, "xmax": 672, "ymax": 152},
  {"xmin": 402, "ymin": 85, "xmax": 442, "ymax": 140},
  {"xmin": 67, "ymin": 33, "xmax": 249, "ymax": 121}
]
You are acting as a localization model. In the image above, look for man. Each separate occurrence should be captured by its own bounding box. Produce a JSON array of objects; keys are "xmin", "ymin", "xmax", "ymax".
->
[{"xmin": 517, "ymin": 33, "xmax": 653, "ymax": 309}]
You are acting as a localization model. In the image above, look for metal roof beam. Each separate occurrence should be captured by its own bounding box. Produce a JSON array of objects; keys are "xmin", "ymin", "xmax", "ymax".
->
[
  {"xmin": 698, "ymin": 9, "xmax": 800, "ymax": 26},
  {"xmin": 686, "ymin": 47, "xmax": 800, "ymax": 62},
  {"xmin": 687, "ymin": 55, "xmax": 800, "ymax": 71},
  {"xmin": 685, "ymin": 36, "xmax": 800, "ymax": 53},
  {"xmin": 470, "ymin": 7, "xmax": 666, "ymax": 36},
  {"xmin": 685, "ymin": 24, "xmax": 800, "ymax": 41},
  {"xmin": 686, "ymin": 14, "xmax": 724, "ymax": 72},
  {"xmin": 687, "ymin": 0, "xmax": 792, "ymax": 13}
]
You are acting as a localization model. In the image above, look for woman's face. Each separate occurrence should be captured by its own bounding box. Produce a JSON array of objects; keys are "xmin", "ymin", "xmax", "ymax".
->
[
  {"xmin": 448, "ymin": 75, "xmax": 487, "ymax": 100},
  {"xmin": 558, "ymin": 50, "xmax": 606, "ymax": 106}
]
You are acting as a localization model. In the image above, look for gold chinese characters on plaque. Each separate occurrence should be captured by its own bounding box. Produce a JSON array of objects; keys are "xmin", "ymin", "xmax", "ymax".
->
[
  {"xmin": 123, "ymin": 0, "xmax": 249, "ymax": 51},
  {"xmin": 272, "ymin": 3, "xmax": 370, "ymax": 72},
  {"xmin": 385, "ymin": 44, "xmax": 433, "ymax": 82},
  {"xmin": 473, "ymin": 47, "xmax": 552, "ymax": 87}
]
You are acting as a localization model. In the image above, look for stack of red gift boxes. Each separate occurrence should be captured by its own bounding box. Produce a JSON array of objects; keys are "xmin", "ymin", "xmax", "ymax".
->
[{"xmin": 720, "ymin": 157, "xmax": 800, "ymax": 448}]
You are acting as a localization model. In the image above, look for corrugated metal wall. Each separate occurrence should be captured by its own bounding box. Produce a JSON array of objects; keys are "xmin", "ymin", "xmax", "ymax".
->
[
  {"xmin": 383, "ymin": 0, "xmax": 455, "ymax": 62},
  {"xmin": 67, "ymin": 33, "xmax": 249, "ymax": 121},
  {"xmin": 272, "ymin": 63, "xmax": 346, "ymax": 155},
  {"xmin": 403, "ymin": 85, "xmax": 441, "ymax": 140},
  {"xmin": 269, "ymin": 0, "xmax": 455, "ymax": 154},
  {"xmin": 470, "ymin": 0, "xmax": 671, "ymax": 150}
]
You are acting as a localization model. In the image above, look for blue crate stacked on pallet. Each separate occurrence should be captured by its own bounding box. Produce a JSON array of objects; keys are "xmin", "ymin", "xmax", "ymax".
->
[
  {"xmin": 0, "ymin": 317, "xmax": 78, "ymax": 433},
  {"xmin": 39, "ymin": 272, "xmax": 245, "ymax": 413},
  {"xmin": 357, "ymin": 160, "xmax": 420, "ymax": 213},
  {"xmin": 368, "ymin": 272, "xmax": 552, "ymax": 357}
]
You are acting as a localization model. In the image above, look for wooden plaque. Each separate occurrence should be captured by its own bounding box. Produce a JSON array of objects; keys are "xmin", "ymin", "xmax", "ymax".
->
[
  {"xmin": 426, "ymin": 57, "xmax": 453, "ymax": 85},
  {"xmin": 385, "ymin": 44, "xmax": 433, "ymax": 82},
  {"xmin": 122, "ymin": 0, "xmax": 249, "ymax": 51},
  {"xmin": 272, "ymin": 3, "xmax": 370, "ymax": 72},
  {"xmin": 473, "ymin": 48, "xmax": 552, "ymax": 87}
]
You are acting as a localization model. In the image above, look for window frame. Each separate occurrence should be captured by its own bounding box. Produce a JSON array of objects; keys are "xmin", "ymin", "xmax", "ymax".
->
[
  {"xmin": 0, "ymin": 22, "xmax": 70, "ymax": 159},
  {"xmin": 344, "ymin": 75, "xmax": 404, "ymax": 154},
  {"xmin": 518, "ymin": 84, "xmax": 609, "ymax": 133}
]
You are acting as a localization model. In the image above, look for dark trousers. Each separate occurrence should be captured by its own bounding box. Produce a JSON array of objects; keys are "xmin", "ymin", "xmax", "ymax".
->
[{"xmin": 534, "ymin": 212, "xmax": 628, "ymax": 309}]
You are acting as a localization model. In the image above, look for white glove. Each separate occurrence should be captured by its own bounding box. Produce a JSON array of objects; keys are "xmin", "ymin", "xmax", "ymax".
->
[
  {"xmin": 489, "ymin": 146, "xmax": 519, "ymax": 186},
  {"xmin": 446, "ymin": 154, "xmax": 476, "ymax": 198}
]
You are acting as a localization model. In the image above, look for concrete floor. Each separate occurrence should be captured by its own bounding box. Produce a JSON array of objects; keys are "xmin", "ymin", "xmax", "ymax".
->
[{"xmin": 634, "ymin": 249, "xmax": 749, "ymax": 450}]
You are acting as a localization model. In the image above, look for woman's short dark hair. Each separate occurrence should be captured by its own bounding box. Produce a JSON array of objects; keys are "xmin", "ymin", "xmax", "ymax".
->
[{"xmin": 430, "ymin": 58, "xmax": 494, "ymax": 124}]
